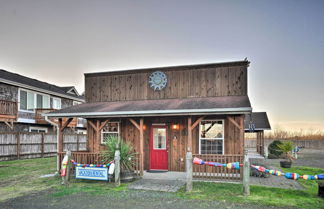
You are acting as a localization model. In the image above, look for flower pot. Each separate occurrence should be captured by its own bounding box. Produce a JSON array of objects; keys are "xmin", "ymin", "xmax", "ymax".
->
[
  {"xmin": 280, "ymin": 161, "xmax": 292, "ymax": 168},
  {"xmin": 120, "ymin": 170, "xmax": 135, "ymax": 182}
]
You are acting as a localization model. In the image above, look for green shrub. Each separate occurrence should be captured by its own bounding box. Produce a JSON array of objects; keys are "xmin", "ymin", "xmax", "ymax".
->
[
  {"xmin": 268, "ymin": 140, "xmax": 283, "ymax": 157},
  {"xmin": 101, "ymin": 136, "xmax": 136, "ymax": 172}
]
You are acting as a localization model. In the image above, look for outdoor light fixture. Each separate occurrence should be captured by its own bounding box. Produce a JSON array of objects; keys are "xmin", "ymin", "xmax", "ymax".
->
[
  {"xmin": 143, "ymin": 125, "xmax": 147, "ymax": 130},
  {"xmin": 171, "ymin": 124, "xmax": 179, "ymax": 130}
]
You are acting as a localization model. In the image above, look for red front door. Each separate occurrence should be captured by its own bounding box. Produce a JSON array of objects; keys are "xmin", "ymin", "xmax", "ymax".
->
[{"xmin": 150, "ymin": 126, "xmax": 168, "ymax": 170}]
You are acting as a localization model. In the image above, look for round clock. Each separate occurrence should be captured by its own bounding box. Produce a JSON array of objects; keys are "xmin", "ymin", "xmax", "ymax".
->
[{"xmin": 148, "ymin": 71, "xmax": 168, "ymax": 90}]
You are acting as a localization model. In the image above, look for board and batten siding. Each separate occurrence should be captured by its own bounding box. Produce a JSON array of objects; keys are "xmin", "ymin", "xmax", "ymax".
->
[
  {"xmin": 85, "ymin": 64, "xmax": 248, "ymax": 102},
  {"xmin": 86, "ymin": 115, "xmax": 244, "ymax": 172}
]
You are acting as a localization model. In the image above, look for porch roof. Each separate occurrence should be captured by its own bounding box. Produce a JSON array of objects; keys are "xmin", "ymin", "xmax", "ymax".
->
[
  {"xmin": 44, "ymin": 96, "xmax": 252, "ymax": 118},
  {"xmin": 244, "ymin": 112, "xmax": 271, "ymax": 131}
]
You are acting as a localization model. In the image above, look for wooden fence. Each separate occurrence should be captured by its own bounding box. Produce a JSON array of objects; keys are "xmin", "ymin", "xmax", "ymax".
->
[
  {"xmin": 245, "ymin": 139, "xmax": 324, "ymax": 149},
  {"xmin": 192, "ymin": 154, "xmax": 243, "ymax": 180},
  {"xmin": 0, "ymin": 132, "xmax": 87, "ymax": 161}
]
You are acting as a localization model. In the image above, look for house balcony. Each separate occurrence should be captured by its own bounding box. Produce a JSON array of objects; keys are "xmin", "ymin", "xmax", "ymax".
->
[
  {"xmin": 0, "ymin": 100, "xmax": 18, "ymax": 122},
  {"xmin": 35, "ymin": 108, "xmax": 78, "ymax": 127}
]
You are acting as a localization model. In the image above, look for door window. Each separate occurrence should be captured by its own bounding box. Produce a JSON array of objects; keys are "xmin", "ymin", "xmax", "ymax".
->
[{"xmin": 153, "ymin": 128, "xmax": 166, "ymax": 150}]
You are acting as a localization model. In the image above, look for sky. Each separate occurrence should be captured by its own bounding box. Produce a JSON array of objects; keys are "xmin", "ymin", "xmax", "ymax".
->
[{"xmin": 0, "ymin": 0, "xmax": 323, "ymax": 132}]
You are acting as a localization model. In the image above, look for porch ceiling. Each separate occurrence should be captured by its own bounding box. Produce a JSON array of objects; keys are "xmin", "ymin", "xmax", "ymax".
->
[{"xmin": 44, "ymin": 96, "xmax": 252, "ymax": 118}]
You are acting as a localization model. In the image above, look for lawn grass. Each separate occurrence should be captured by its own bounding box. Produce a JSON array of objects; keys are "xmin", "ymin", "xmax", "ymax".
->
[
  {"xmin": 0, "ymin": 157, "xmax": 128, "ymax": 202},
  {"xmin": 52, "ymin": 180, "xmax": 128, "ymax": 197},
  {"xmin": 281, "ymin": 166, "xmax": 324, "ymax": 196},
  {"xmin": 177, "ymin": 182, "xmax": 324, "ymax": 208},
  {"xmin": 177, "ymin": 166, "xmax": 324, "ymax": 209},
  {"xmin": 0, "ymin": 157, "xmax": 60, "ymax": 202},
  {"xmin": 1, "ymin": 157, "xmax": 324, "ymax": 208}
]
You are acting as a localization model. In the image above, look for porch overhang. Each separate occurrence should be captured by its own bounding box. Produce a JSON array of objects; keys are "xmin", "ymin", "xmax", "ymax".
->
[{"xmin": 44, "ymin": 96, "xmax": 252, "ymax": 118}]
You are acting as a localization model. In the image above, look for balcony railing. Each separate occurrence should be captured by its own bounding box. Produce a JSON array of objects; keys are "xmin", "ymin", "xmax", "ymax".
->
[
  {"xmin": 0, "ymin": 100, "xmax": 18, "ymax": 121},
  {"xmin": 35, "ymin": 108, "xmax": 77, "ymax": 127}
]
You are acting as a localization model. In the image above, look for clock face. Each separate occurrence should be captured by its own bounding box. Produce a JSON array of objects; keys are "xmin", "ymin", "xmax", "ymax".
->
[{"xmin": 148, "ymin": 71, "xmax": 167, "ymax": 90}]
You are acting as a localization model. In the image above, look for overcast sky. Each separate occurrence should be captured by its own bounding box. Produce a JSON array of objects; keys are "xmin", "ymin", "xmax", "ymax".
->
[{"xmin": 0, "ymin": 0, "xmax": 323, "ymax": 131}]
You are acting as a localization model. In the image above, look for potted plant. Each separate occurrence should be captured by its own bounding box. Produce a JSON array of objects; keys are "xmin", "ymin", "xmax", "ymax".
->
[
  {"xmin": 276, "ymin": 141, "xmax": 295, "ymax": 168},
  {"xmin": 101, "ymin": 136, "xmax": 137, "ymax": 182}
]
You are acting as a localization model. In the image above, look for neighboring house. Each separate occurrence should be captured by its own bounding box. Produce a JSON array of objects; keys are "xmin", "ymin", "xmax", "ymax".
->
[
  {"xmin": 0, "ymin": 69, "xmax": 86, "ymax": 133},
  {"xmin": 47, "ymin": 60, "xmax": 252, "ymax": 175}
]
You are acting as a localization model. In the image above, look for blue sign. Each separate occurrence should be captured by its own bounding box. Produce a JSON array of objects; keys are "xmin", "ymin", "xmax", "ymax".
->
[{"xmin": 76, "ymin": 167, "xmax": 108, "ymax": 181}]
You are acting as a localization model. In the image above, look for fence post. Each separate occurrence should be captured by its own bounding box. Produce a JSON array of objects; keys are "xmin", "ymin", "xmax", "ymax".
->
[
  {"xmin": 186, "ymin": 151, "xmax": 193, "ymax": 192},
  {"xmin": 114, "ymin": 150, "xmax": 120, "ymax": 187},
  {"xmin": 41, "ymin": 133, "xmax": 45, "ymax": 158},
  {"xmin": 16, "ymin": 133, "xmax": 20, "ymax": 160},
  {"xmin": 243, "ymin": 149, "xmax": 250, "ymax": 196}
]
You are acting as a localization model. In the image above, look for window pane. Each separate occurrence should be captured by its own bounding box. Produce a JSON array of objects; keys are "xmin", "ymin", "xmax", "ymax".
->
[
  {"xmin": 102, "ymin": 133, "xmax": 118, "ymax": 143},
  {"xmin": 27, "ymin": 92, "xmax": 34, "ymax": 111},
  {"xmin": 43, "ymin": 95, "xmax": 50, "ymax": 108},
  {"xmin": 36, "ymin": 94, "xmax": 43, "ymax": 108},
  {"xmin": 153, "ymin": 128, "xmax": 166, "ymax": 149},
  {"xmin": 201, "ymin": 139, "xmax": 223, "ymax": 154},
  {"xmin": 200, "ymin": 121, "xmax": 223, "ymax": 138},
  {"xmin": 102, "ymin": 122, "xmax": 118, "ymax": 132},
  {"xmin": 52, "ymin": 98, "xmax": 61, "ymax": 109},
  {"xmin": 20, "ymin": 90, "xmax": 27, "ymax": 110}
]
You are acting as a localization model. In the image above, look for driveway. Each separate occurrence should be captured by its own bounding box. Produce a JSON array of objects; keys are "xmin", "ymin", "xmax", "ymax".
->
[{"xmin": 0, "ymin": 189, "xmax": 291, "ymax": 209}]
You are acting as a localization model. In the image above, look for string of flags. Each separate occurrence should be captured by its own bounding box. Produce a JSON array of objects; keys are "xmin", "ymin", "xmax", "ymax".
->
[
  {"xmin": 70, "ymin": 159, "xmax": 113, "ymax": 168},
  {"xmin": 193, "ymin": 157, "xmax": 324, "ymax": 180}
]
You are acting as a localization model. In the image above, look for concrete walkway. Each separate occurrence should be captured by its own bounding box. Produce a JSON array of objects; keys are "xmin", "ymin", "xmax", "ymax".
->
[{"xmin": 129, "ymin": 171, "xmax": 186, "ymax": 192}]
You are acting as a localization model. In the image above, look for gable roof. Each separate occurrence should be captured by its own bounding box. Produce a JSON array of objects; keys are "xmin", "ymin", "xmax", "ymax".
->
[
  {"xmin": 60, "ymin": 86, "xmax": 80, "ymax": 96},
  {"xmin": 0, "ymin": 69, "xmax": 84, "ymax": 102},
  {"xmin": 45, "ymin": 95, "xmax": 252, "ymax": 118},
  {"xmin": 244, "ymin": 112, "xmax": 271, "ymax": 131}
]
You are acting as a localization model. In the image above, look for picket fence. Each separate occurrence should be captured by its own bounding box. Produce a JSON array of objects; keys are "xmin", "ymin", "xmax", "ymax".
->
[{"xmin": 0, "ymin": 132, "xmax": 87, "ymax": 161}]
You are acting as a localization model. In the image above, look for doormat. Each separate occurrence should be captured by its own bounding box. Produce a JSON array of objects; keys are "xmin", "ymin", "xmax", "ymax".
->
[{"xmin": 146, "ymin": 170, "xmax": 168, "ymax": 173}]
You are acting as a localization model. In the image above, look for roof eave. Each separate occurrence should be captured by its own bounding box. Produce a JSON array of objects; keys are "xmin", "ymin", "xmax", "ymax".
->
[{"xmin": 44, "ymin": 107, "xmax": 252, "ymax": 118}]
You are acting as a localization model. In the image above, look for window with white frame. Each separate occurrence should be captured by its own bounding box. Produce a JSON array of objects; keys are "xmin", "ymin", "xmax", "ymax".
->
[
  {"xmin": 101, "ymin": 122, "xmax": 120, "ymax": 144},
  {"xmin": 52, "ymin": 97, "xmax": 61, "ymax": 109},
  {"xmin": 29, "ymin": 126, "xmax": 48, "ymax": 133},
  {"xmin": 36, "ymin": 94, "xmax": 50, "ymax": 109},
  {"xmin": 19, "ymin": 89, "xmax": 50, "ymax": 112},
  {"xmin": 19, "ymin": 89, "xmax": 35, "ymax": 111},
  {"xmin": 199, "ymin": 120, "xmax": 224, "ymax": 154}
]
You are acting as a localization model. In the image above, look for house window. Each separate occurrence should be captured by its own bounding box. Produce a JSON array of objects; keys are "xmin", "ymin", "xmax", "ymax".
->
[
  {"xmin": 73, "ymin": 101, "xmax": 81, "ymax": 105},
  {"xmin": 77, "ymin": 129, "xmax": 87, "ymax": 135},
  {"xmin": 19, "ymin": 89, "xmax": 51, "ymax": 111},
  {"xmin": 199, "ymin": 120, "xmax": 224, "ymax": 154},
  {"xmin": 52, "ymin": 97, "xmax": 61, "ymax": 109},
  {"xmin": 29, "ymin": 126, "xmax": 48, "ymax": 133},
  {"xmin": 101, "ymin": 122, "xmax": 120, "ymax": 144},
  {"xmin": 36, "ymin": 94, "xmax": 50, "ymax": 109},
  {"xmin": 19, "ymin": 89, "xmax": 35, "ymax": 112}
]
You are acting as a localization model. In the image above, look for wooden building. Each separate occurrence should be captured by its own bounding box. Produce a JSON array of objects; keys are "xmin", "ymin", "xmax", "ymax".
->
[{"xmin": 46, "ymin": 61, "xmax": 252, "ymax": 175}]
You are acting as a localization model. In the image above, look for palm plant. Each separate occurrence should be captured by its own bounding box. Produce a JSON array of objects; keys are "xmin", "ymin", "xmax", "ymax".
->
[
  {"xmin": 276, "ymin": 140, "xmax": 295, "ymax": 162},
  {"xmin": 101, "ymin": 136, "xmax": 136, "ymax": 172}
]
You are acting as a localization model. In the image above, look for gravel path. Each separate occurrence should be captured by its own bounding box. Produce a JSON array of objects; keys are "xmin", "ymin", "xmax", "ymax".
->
[{"xmin": 0, "ymin": 189, "xmax": 293, "ymax": 209}]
